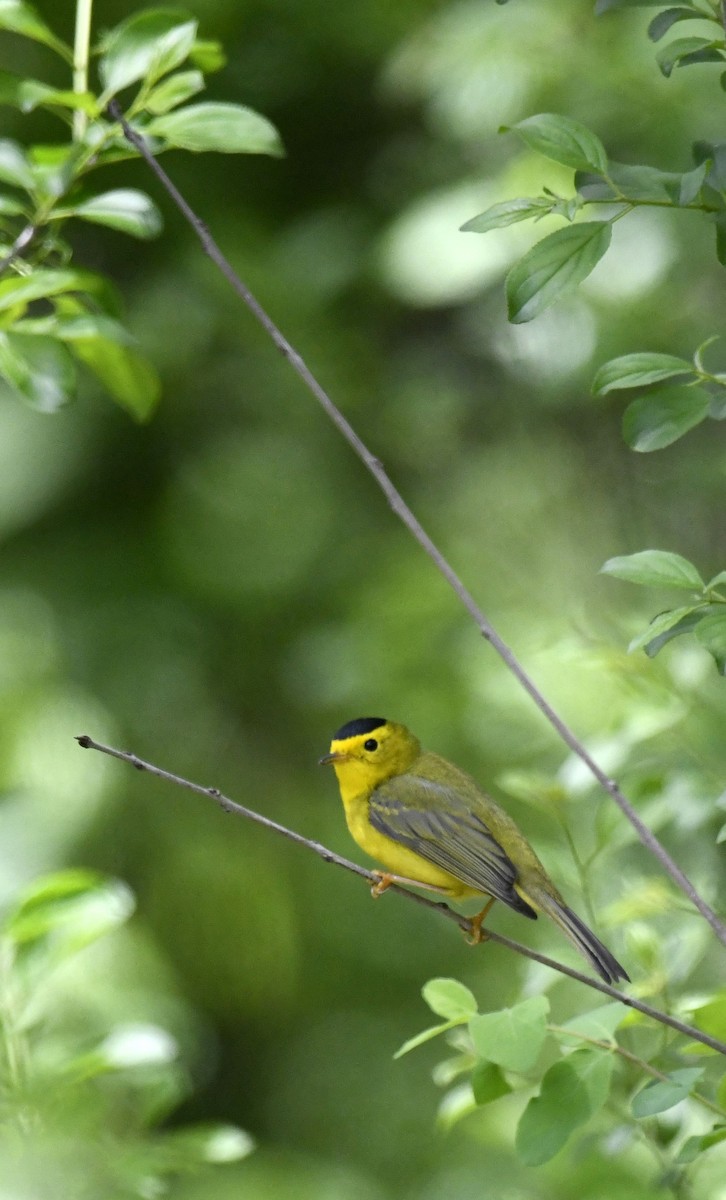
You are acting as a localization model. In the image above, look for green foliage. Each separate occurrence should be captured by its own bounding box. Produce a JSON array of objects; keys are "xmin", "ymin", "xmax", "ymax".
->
[
  {"xmin": 397, "ymin": 977, "xmax": 726, "ymax": 1174},
  {"xmin": 0, "ymin": 870, "xmax": 253, "ymax": 1197},
  {"xmin": 0, "ymin": 2, "xmax": 281, "ymax": 419}
]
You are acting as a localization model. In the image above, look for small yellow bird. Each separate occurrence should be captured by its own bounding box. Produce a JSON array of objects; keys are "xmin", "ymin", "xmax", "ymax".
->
[{"xmin": 320, "ymin": 717, "xmax": 628, "ymax": 985}]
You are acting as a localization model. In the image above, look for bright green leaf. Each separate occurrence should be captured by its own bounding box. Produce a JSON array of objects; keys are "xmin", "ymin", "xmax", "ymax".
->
[
  {"xmin": 0, "ymin": 268, "xmax": 90, "ymax": 313},
  {"xmin": 3, "ymin": 869, "xmax": 134, "ymax": 954},
  {"xmin": 695, "ymin": 611, "xmax": 726, "ymax": 674},
  {"xmin": 393, "ymin": 1021, "xmax": 456, "ymax": 1059},
  {"xmin": 471, "ymin": 1061, "xmax": 511, "ymax": 1106},
  {"xmin": 144, "ymin": 68, "xmax": 205, "ymax": 114},
  {"xmin": 469, "ymin": 995, "xmax": 550, "ymax": 1073},
  {"xmin": 693, "ymin": 992, "xmax": 726, "ymax": 1042},
  {"xmin": 461, "ymin": 198, "xmax": 553, "ymax": 233},
  {"xmin": 59, "ymin": 189, "xmax": 163, "ymax": 239},
  {"xmin": 0, "ymin": 137, "xmax": 34, "ymax": 189},
  {"xmin": 516, "ymin": 1059, "xmax": 591, "ymax": 1165},
  {"xmin": 622, "ymin": 385, "xmax": 710, "ymax": 451},
  {"xmin": 506, "ymin": 222, "xmax": 611, "ymax": 323},
  {"xmin": 99, "ymin": 9, "xmax": 198, "ymax": 97},
  {"xmin": 0, "ymin": 0, "xmax": 70, "ymax": 60},
  {"xmin": 146, "ymin": 102, "xmax": 284, "ymax": 156},
  {"xmin": 423, "ymin": 978, "xmax": 478, "ymax": 1020},
  {"xmin": 188, "ymin": 38, "xmax": 226, "ymax": 73},
  {"xmin": 0, "ymin": 330, "xmax": 76, "ymax": 411},
  {"xmin": 600, "ymin": 550, "xmax": 704, "ymax": 590},
  {"xmin": 70, "ymin": 336, "xmax": 161, "ymax": 421},
  {"xmin": 0, "ymin": 190, "xmax": 26, "ymax": 215},
  {"xmin": 657, "ymin": 37, "xmax": 724, "ymax": 78},
  {"xmin": 555, "ymin": 1003, "xmax": 628, "ymax": 1049},
  {"xmin": 505, "ymin": 113, "xmax": 609, "ymax": 174},
  {"xmin": 632, "ymin": 1068, "xmax": 704, "ymax": 1118},
  {"xmin": 592, "ymin": 352, "xmax": 694, "ymax": 395},
  {"xmin": 706, "ymin": 569, "xmax": 726, "ymax": 590},
  {"xmin": 17, "ymin": 80, "xmax": 97, "ymax": 115},
  {"xmin": 628, "ymin": 605, "xmax": 703, "ymax": 653}
]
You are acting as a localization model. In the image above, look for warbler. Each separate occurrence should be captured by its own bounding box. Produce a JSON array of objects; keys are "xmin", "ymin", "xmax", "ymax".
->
[{"xmin": 320, "ymin": 716, "xmax": 628, "ymax": 984}]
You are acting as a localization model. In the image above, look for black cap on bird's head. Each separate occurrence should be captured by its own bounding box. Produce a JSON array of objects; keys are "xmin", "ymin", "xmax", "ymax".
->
[{"xmin": 332, "ymin": 716, "xmax": 387, "ymax": 741}]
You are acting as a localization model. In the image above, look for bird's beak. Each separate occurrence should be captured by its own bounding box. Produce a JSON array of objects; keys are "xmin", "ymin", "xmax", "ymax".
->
[{"xmin": 319, "ymin": 751, "xmax": 347, "ymax": 766}]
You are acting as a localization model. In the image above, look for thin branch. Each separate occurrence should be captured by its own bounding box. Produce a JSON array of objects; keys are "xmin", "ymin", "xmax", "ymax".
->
[
  {"xmin": 0, "ymin": 223, "xmax": 36, "ymax": 279},
  {"xmin": 107, "ymin": 103, "xmax": 726, "ymax": 950},
  {"xmin": 76, "ymin": 734, "xmax": 726, "ymax": 1058}
]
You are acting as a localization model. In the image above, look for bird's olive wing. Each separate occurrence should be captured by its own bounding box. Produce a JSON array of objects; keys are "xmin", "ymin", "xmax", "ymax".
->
[{"xmin": 369, "ymin": 774, "xmax": 536, "ymax": 916}]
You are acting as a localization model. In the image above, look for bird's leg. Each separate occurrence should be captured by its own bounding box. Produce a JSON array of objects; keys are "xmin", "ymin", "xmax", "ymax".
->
[
  {"xmin": 466, "ymin": 898, "xmax": 495, "ymax": 945},
  {"xmin": 370, "ymin": 871, "xmax": 452, "ymax": 898}
]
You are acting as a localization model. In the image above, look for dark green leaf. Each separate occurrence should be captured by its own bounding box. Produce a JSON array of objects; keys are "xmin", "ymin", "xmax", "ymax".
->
[
  {"xmin": 0, "ymin": 137, "xmax": 34, "ymax": 189},
  {"xmin": 622, "ymin": 385, "xmax": 710, "ymax": 451},
  {"xmin": 505, "ymin": 113, "xmax": 608, "ymax": 174},
  {"xmin": 628, "ymin": 606, "xmax": 703, "ymax": 653},
  {"xmin": 600, "ymin": 550, "xmax": 704, "ymax": 590},
  {"xmin": 59, "ymin": 189, "xmax": 163, "ymax": 239},
  {"xmin": 471, "ymin": 1062, "xmax": 511, "ymax": 1106},
  {"xmin": 145, "ymin": 68, "xmax": 204, "ymax": 114},
  {"xmin": 516, "ymin": 1060, "xmax": 591, "ymax": 1165},
  {"xmin": 656, "ymin": 38, "xmax": 724, "ymax": 78},
  {"xmin": 506, "ymin": 222, "xmax": 611, "ymax": 323},
  {"xmin": 146, "ymin": 102, "xmax": 284, "ymax": 156},
  {"xmin": 0, "ymin": 330, "xmax": 75, "ymax": 411},
  {"xmin": 715, "ymin": 213, "xmax": 726, "ymax": 267},
  {"xmin": 679, "ymin": 1127, "xmax": 726, "ymax": 1164},
  {"xmin": 632, "ymin": 1068, "xmax": 704, "ymax": 1118},
  {"xmin": 70, "ymin": 336, "xmax": 161, "ymax": 421},
  {"xmin": 469, "ymin": 995, "xmax": 549, "ymax": 1072},
  {"xmin": 0, "ymin": 0, "xmax": 70, "ymax": 59},
  {"xmin": 695, "ymin": 611, "xmax": 726, "ymax": 673},
  {"xmin": 99, "ymin": 9, "xmax": 198, "ymax": 97},
  {"xmin": 422, "ymin": 978, "xmax": 478, "ymax": 1020},
  {"xmin": 592, "ymin": 352, "xmax": 693, "ymax": 394},
  {"xmin": 597, "ymin": 0, "xmax": 684, "ymax": 9},
  {"xmin": 643, "ymin": 609, "xmax": 712, "ymax": 658},
  {"xmin": 461, "ymin": 198, "xmax": 553, "ymax": 234},
  {"xmin": 648, "ymin": 8, "xmax": 708, "ymax": 42}
]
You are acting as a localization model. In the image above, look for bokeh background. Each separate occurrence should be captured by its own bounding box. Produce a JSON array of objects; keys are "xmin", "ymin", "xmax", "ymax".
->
[{"xmin": 2, "ymin": 0, "xmax": 726, "ymax": 1196}]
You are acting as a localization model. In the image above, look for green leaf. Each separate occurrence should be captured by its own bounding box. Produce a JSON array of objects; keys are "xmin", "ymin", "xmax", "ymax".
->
[
  {"xmin": 14, "ymin": 313, "xmax": 134, "ymax": 345},
  {"xmin": 3, "ymin": 869, "xmax": 135, "ymax": 954},
  {"xmin": 695, "ymin": 611, "xmax": 726, "ymax": 673},
  {"xmin": 99, "ymin": 9, "xmax": 198, "ymax": 97},
  {"xmin": 0, "ymin": 0, "xmax": 70, "ymax": 60},
  {"xmin": 592, "ymin": 352, "xmax": 693, "ymax": 395},
  {"xmin": 157, "ymin": 1124, "xmax": 255, "ymax": 1166},
  {"xmin": 601, "ymin": 550, "xmax": 704, "ymax": 590},
  {"xmin": 628, "ymin": 606, "xmax": 703, "ymax": 653},
  {"xmin": 693, "ymin": 992, "xmax": 726, "ymax": 1042},
  {"xmin": 469, "ymin": 995, "xmax": 550, "ymax": 1073},
  {"xmin": 657, "ymin": 37, "xmax": 724, "ymax": 78},
  {"xmin": 516, "ymin": 1059, "xmax": 591, "ymax": 1165},
  {"xmin": 0, "ymin": 268, "xmax": 91, "ymax": 313},
  {"xmin": 648, "ymin": 8, "xmax": 708, "ymax": 43},
  {"xmin": 471, "ymin": 1061, "xmax": 511, "ymax": 1106},
  {"xmin": 70, "ymin": 335, "xmax": 161, "ymax": 421},
  {"xmin": 715, "ymin": 213, "xmax": 726, "ymax": 268},
  {"xmin": 0, "ymin": 190, "xmax": 26, "ymax": 215},
  {"xmin": 705, "ymin": 569, "xmax": 726, "ymax": 590},
  {"xmin": 0, "ymin": 330, "xmax": 76, "ymax": 411},
  {"xmin": 422, "ymin": 978, "xmax": 478, "ymax": 1020},
  {"xmin": 554, "ymin": 1003, "xmax": 628, "ymax": 1048},
  {"xmin": 679, "ymin": 1127, "xmax": 726, "ymax": 1164},
  {"xmin": 597, "ymin": 0, "xmax": 685, "ymax": 9},
  {"xmin": 568, "ymin": 1048, "xmax": 614, "ymax": 1114},
  {"xmin": 16, "ymin": 80, "xmax": 98, "ymax": 115},
  {"xmin": 393, "ymin": 1021, "xmax": 456, "ymax": 1059},
  {"xmin": 144, "ymin": 68, "xmax": 205, "ymax": 115},
  {"xmin": 188, "ymin": 38, "xmax": 226, "ymax": 73},
  {"xmin": 460, "ymin": 197, "xmax": 553, "ymax": 234},
  {"xmin": 643, "ymin": 609, "xmax": 711, "ymax": 658},
  {"xmin": 146, "ymin": 102, "xmax": 284, "ymax": 156},
  {"xmin": 632, "ymin": 1068, "xmax": 704, "ymax": 1118},
  {"xmin": 505, "ymin": 113, "xmax": 609, "ymax": 174},
  {"xmin": 0, "ymin": 137, "xmax": 34, "ymax": 189},
  {"xmin": 506, "ymin": 222, "xmax": 611, "ymax": 323},
  {"xmin": 676, "ymin": 160, "xmax": 710, "ymax": 205},
  {"xmin": 59, "ymin": 189, "xmax": 163, "ymax": 239},
  {"xmin": 623, "ymin": 385, "xmax": 711, "ymax": 451}
]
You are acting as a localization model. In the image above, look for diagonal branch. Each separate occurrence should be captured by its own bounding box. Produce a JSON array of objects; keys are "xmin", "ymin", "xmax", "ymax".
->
[
  {"xmin": 106, "ymin": 102, "xmax": 726, "ymax": 950},
  {"xmin": 76, "ymin": 733, "xmax": 726, "ymax": 1057}
]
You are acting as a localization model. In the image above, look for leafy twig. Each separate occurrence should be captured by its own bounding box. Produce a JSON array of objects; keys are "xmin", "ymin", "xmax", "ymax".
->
[
  {"xmin": 76, "ymin": 734, "xmax": 726, "ymax": 1057},
  {"xmin": 104, "ymin": 101, "xmax": 726, "ymax": 952}
]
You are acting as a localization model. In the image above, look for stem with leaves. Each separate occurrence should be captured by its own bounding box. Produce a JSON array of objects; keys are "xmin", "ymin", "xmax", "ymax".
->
[{"xmin": 72, "ymin": 0, "xmax": 93, "ymax": 142}]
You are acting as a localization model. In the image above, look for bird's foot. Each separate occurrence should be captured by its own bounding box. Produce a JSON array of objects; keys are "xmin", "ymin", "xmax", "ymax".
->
[
  {"xmin": 465, "ymin": 898, "xmax": 495, "ymax": 945},
  {"xmin": 369, "ymin": 871, "xmax": 451, "ymax": 898}
]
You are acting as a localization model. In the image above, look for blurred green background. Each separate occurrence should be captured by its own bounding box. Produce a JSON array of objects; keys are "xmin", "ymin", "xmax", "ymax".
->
[{"xmin": 2, "ymin": 0, "xmax": 726, "ymax": 1196}]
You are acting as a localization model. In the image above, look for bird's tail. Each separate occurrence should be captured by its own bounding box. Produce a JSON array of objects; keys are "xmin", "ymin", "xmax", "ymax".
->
[{"xmin": 523, "ymin": 888, "xmax": 629, "ymax": 985}]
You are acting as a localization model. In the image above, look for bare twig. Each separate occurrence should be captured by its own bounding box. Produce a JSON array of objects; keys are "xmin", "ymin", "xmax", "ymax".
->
[
  {"xmin": 106, "ymin": 102, "xmax": 726, "ymax": 950},
  {"xmin": 76, "ymin": 733, "xmax": 726, "ymax": 1057}
]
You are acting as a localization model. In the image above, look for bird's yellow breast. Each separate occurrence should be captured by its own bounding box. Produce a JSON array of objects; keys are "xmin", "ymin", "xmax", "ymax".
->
[{"xmin": 340, "ymin": 789, "xmax": 478, "ymax": 898}]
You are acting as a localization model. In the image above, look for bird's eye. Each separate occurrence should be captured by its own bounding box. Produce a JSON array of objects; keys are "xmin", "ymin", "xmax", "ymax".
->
[{"xmin": 363, "ymin": 738, "xmax": 378, "ymax": 752}]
